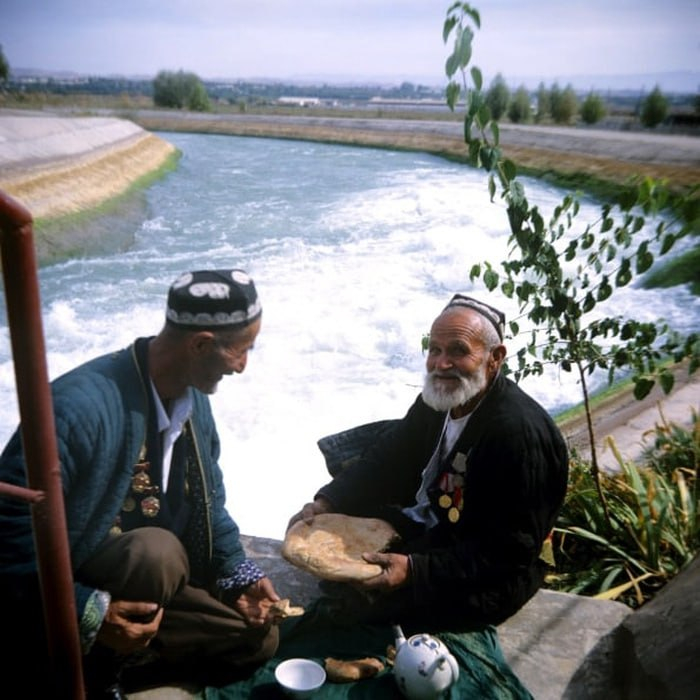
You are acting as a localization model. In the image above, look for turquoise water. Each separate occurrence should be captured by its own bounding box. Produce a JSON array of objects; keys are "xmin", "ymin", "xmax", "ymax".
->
[{"xmin": 0, "ymin": 132, "xmax": 697, "ymax": 538}]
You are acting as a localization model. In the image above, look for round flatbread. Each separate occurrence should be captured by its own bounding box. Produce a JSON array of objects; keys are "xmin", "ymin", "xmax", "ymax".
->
[{"xmin": 282, "ymin": 513, "xmax": 399, "ymax": 582}]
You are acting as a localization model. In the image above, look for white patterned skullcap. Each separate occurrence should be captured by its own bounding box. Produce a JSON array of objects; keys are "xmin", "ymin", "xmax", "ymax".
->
[{"xmin": 166, "ymin": 269, "xmax": 261, "ymax": 330}]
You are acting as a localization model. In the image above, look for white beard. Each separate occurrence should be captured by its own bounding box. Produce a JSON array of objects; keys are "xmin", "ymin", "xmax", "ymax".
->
[{"xmin": 422, "ymin": 364, "xmax": 487, "ymax": 413}]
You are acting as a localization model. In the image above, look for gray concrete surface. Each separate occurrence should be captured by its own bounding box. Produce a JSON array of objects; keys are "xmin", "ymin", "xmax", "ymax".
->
[
  {"xmin": 561, "ymin": 369, "xmax": 699, "ymax": 472},
  {"xmin": 0, "ymin": 111, "xmax": 147, "ymax": 176},
  {"xmin": 116, "ymin": 108, "xmax": 700, "ymax": 166}
]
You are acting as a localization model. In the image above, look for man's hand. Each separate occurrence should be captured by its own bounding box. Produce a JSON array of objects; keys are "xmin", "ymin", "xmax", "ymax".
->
[
  {"xmin": 356, "ymin": 552, "xmax": 411, "ymax": 592},
  {"xmin": 286, "ymin": 496, "xmax": 333, "ymax": 531},
  {"xmin": 96, "ymin": 600, "xmax": 163, "ymax": 654},
  {"xmin": 232, "ymin": 576, "xmax": 280, "ymax": 627}
]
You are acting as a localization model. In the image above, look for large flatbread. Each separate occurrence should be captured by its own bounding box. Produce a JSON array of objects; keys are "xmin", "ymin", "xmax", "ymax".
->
[{"xmin": 282, "ymin": 513, "xmax": 399, "ymax": 582}]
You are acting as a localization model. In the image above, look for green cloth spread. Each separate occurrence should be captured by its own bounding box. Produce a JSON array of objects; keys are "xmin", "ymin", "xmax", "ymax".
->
[{"xmin": 205, "ymin": 599, "xmax": 533, "ymax": 699}]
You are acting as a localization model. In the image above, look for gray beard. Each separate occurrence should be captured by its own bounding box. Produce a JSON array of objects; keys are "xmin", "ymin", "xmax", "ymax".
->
[{"xmin": 422, "ymin": 366, "xmax": 487, "ymax": 412}]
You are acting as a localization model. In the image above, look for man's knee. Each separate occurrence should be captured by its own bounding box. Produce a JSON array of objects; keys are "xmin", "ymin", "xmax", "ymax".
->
[
  {"xmin": 125, "ymin": 528, "xmax": 188, "ymax": 570},
  {"xmin": 79, "ymin": 527, "xmax": 190, "ymax": 601}
]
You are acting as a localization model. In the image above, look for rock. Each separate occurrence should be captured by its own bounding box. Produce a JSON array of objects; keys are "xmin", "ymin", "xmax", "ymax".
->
[
  {"xmin": 241, "ymin": 533, "xmax": 323, "ymax": 609},
  {"xmin": 563, "ymin": 553, "xmax": 700, "ymax": 700},
  {"xmin": 499, "ymin": 589, "xmax": 630, "ymax": 700}
]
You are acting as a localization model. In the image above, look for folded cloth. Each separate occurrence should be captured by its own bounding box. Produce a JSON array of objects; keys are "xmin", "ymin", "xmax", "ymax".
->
[{"xmin": 205, "ymin": 597, "xmax": 533, "ymax": 699}]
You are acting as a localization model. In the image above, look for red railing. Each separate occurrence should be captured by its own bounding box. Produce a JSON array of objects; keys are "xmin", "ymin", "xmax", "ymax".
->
[{"xmin": 0, "ymin": 190, "xmax": 85, "ymax": 698}]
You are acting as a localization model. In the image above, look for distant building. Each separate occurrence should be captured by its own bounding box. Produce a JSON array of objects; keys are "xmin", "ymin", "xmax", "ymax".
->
[{"xmin": 277, "ymin": 96, "xmax": 321, "ymax": 107}]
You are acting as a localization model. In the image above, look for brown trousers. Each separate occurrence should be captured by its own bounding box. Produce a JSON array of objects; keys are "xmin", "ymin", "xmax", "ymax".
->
[{"xmin": 77, "ymin": 527, "xmax": 279, "ymax": 670}]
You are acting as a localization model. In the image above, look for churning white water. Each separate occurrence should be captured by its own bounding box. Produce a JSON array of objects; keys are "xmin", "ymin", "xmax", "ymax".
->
[{"xmin": 0, "ymin": 132, "xmax": 697, "ymax": 539}]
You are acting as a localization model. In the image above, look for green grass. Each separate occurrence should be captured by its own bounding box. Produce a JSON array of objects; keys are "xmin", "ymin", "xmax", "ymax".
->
[{"xmin": 33, "ymin": 149, "xmax": 181, "ymax": 266}]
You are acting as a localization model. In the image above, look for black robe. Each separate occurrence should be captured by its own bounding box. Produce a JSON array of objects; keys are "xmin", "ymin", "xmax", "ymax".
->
[{"xmin": 317, "ymin": 372, "xmax": 569, "ymax": 631}]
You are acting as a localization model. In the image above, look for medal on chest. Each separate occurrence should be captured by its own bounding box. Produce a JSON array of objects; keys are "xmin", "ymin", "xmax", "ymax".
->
[
  {"xmin": 110, "ymin": 446, "xmax": 162, "ymax": 534},
  {"xmin": 436, "ymin": 451, "xmax": 467, "ymax": 523}
]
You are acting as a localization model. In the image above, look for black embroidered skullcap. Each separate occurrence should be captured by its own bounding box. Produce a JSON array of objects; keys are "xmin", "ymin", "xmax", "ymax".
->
[
  {"xmin": 166, "ymin": 269, "xmax": 261, "ymax": 330},
  {"xmin": 444, "ymin": 294, "xmax": 506, "ymax": 341}
]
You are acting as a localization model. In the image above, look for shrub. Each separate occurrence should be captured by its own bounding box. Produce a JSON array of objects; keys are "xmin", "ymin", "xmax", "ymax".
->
[
  {"xmin": 580, "ymin": 92, "xmax": 606, "ymax": 125},
  {"xmin": 550, "ymin": 83, "xmax": 579, "ymax": 124},
  {"xmin": 485, "ymin": 73, "xmax": 510, "ymax": 121},
  {"xmin": 153, "ymin": 70, "xmax": 211, "ymax": 111},
  {"xmin": 508, "ymin": 86, "xmax": 532, "ymax": 124},
  {"xmin": 535, "ymin": 82, "xmax": 549, "ymax": 122},
  {"xmin": 640, "ymin": 85, "xmax": 669, "ymax": 128}
]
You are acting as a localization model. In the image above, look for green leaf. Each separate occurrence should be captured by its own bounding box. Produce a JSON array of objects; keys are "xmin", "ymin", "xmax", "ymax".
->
[
  {"xmin": 455, "ymin": 26, "xmax": 474, "ymax": 69},
  {"xmin": 477, "ymin": 103, "xmax": 491, "ymax": 128},
  {"xmin": 615, "ymin": 259, "xmax": 632, "ymax": 287},
  {"xmin": 564, "ymin": 241, "xmax": 578, "ymax": 261},
  {"xmin": 484, "ymin": 268, "xmax": 499, "ymax": 290},
  {"xmin": 464, "ymin": 5, "xmax": 481, "ymax": 29},
  {"xmin": 445, "ymin": 54, "xmax": 459, "ymax": 80},
  {"xmin": 442, "ymin": 16, "xmax": 458, "ymax": 43},
  {"xmin": 470, "ymin": 65, "xmax": 482, "ymax": 91},
  {"xmin": 490, "ymin": 121, "xmax": 500, "ymax": 146},
  {"xmin": 446, "ymin": 81, "xmax": 461, "ymax": 111},
  {"xmin": 659, "ymin": 371, "xmax": 675, "ymax": 394},
  {"xmin": 468, "ymin": 140, "xmax": 480, "ymax": 166},
  {"xmin": 583, "ymin": 292, "xmax": 596, "ymax": 312},
  {"xmin": 463, "ymin": 114, "xmax": 473, "ymax": 142},
  {"xmin": 633, "ymin": 377, "xmax": 655, "ymax": 400},
  {"xmin": 480, "ymin": 146, "xmax": 496, "ymax": 171},
  {"xmin": 597, "ymin": 277, "xmax": 613, "ymax": 301},
  {"xmin": 508, "ymin": 320, "xmax": 519, "ymax": 336},
  {"xmin": 501, "ymin": 159, "xmax": 516, "ymax": 182},
  {"xmin": 469, "ymin": 263, "xmax": 481, "ymax": 280},
  {"xmin": 488, "ymin": 175, "xmax": 496, "ymax": 201},
  {"xmin": 636, "ymin": 248, "xmax": 654, "ymax": 274},
  {"xmin": 660, "ymin": 233, "xmax": 676, "ymax": 255}
]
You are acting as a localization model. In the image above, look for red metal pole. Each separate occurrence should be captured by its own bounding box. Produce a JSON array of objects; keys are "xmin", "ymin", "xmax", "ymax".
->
[{"xmin": 0, "ymin": 190, "xmax": 85, "ymax": 698}]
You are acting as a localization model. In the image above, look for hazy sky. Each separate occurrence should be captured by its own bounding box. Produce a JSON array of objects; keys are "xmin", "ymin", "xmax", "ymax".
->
[{"xmin": 2, "ymin": 1, "xmax": 698, "ymax": 90}]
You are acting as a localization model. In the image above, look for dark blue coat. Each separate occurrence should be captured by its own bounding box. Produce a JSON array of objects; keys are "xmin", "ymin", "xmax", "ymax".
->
[{"xmin": 0, "ymin": 340, "xmax": 246, "ymax": 620}]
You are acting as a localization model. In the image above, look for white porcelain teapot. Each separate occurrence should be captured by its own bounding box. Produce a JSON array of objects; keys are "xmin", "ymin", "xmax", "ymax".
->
[{"xmin": 392, "ymin": 624, "xmax": 460, "ymax": 700}]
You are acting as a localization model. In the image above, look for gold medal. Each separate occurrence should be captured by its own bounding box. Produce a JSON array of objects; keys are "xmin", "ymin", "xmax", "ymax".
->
[
  {"xmin": 109, "ymin": 515, "xmax": 122, "ymax": 535},
  {"xmin": 141, "ymin": 496, "xmax": 160, "ymax": 518},
  {"xmin": 439, "ymin": 494, "xmax": 452, "ymax": 509},
  {"xmin": 448, "ymin": 507, "xmax": 460, "ymax": 523},
  {"xmin": 122, "ymin": 496, "xmax": 136, "ymax": 512},
  {"xmin": 132, "ymin": 472, "xmax": 151, "ymax": 493}
]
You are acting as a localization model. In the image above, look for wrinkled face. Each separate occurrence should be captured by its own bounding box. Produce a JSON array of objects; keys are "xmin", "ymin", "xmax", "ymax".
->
[
  {"xmin": 191, "ymin": 317, "xmax": 261, "ymax": 394},
  {"xmin": 422, "ymin": 308, "xmax": 499, "ymax": 414}
]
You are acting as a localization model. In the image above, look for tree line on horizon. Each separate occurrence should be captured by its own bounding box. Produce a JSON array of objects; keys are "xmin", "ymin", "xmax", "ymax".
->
[
  {"xmin": 481, "ymin": 72, "xmax": 678, "ymax": 128},
  {"xmin": 0, "ymin": 42, "xmax": 697, "ymax": 129}
]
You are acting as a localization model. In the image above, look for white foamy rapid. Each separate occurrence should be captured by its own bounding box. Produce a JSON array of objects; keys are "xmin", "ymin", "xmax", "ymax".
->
[{"xmin": 0, "ymin": 133, "xmax": 696, "ymax": 539}]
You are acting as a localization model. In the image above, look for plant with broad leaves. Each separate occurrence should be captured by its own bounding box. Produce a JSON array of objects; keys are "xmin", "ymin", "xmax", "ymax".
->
[
  {"xmin": 442, "ymin": 2, "xmax": 699, "ymax": 517},
  {"xmin": 551, "ymin": 414, "xmax": 699, "ymax": 607}
]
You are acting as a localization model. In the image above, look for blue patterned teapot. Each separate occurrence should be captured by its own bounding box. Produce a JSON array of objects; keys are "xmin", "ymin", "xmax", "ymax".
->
[{"xmin": 392, "ymin": 624, "xmax": 460, "ymax": 700}]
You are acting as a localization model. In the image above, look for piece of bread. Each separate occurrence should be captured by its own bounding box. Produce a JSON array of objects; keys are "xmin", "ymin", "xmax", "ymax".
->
[
  {"xmin": 269, "ymin": 598, "xmax": 304, "ymax": 618},
  {"xmin": 282, "ymin": 513, "xmax": 399, "ymax": 582},
  {"xmin": 324, "ymin": 656, "xmax": 385, "ymax": 682}
]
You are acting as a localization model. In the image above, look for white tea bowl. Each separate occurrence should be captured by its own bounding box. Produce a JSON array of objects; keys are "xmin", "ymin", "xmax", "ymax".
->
[{"xmin": 274, "ymin": 658, "xmax": 327, "ymax": 698}]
